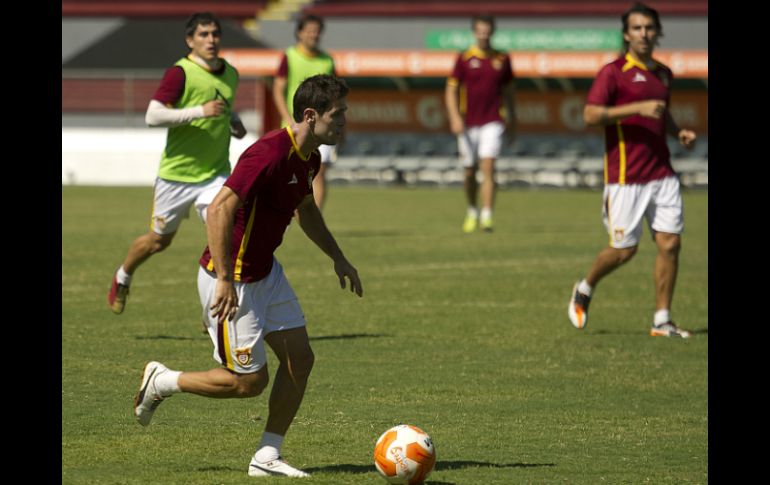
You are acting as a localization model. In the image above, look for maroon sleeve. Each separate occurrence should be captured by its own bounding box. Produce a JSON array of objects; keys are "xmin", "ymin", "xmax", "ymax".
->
[
  {"xmin": 152, "ymin": 66, "xmax": 186, "ymax": 105},
  {"xmin": 276, "ymin": 54, "xmax": 289, "ymax": 78},
  {"xmin": 586, "ymin": 64, "xmax": 617, "ymax": 107},
  {"xmin": 501, "ymin": 53, "xmax": 514, "ymax": 85},
  {"xmin": 449, "ymin": 53, "xmax": 464, "ymax": 82}
]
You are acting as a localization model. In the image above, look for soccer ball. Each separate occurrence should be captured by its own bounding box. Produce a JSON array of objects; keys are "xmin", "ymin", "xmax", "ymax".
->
[{"xmin": 373, "ymin": 424, "xmax": 436, "ymax": 484}]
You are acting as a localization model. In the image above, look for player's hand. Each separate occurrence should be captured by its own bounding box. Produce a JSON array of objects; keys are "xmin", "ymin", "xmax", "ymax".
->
[
  {"xmin": 230, "ymin": 120, "xmax": 247, "ymax": 139},
  {"xmin": 203, "ymin": 99, "xmax": 226, "ymax": 117},
  {"xmin": 449, "ymin": 118, "xmax": 465, "ymax": 136},
  {"xmin": 678, "ymin": 129, "xmax": 697, "ymax": 150},
  {"xmin": 210, "ymin": 279, "xmax": 238, "ymax": 324},
  {"xmin": 334, "ymin": 258, "xmax": 363, "ymax": 297},
  {"xmin": 638, "ymin": 100, "xmax": 666, "ymax": 119}
]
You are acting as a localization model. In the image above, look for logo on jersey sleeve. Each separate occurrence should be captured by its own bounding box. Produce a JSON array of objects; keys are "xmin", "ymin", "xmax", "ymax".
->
[
  {"xmin": 288, "ymin": 173, "xmax": 298, "ymax": 185},
  {"xmin": 308, "ymin": 169, "xmax": 315, "ymax": 189},
  {"xmin": 632, "ymin": 72, "xmax": 647, "ymax": 83}
]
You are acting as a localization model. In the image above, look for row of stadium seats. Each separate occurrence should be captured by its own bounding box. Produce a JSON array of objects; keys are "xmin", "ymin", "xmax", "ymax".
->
[
  {"xmin": 330, "ymin": 152, "xmax": 708, "ymax": 189},
  {"xmin": 338, "ymin": 133, "xmax": 709, "ymax": 160}
]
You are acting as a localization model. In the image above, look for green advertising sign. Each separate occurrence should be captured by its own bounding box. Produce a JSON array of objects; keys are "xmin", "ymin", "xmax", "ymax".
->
[{"xmin": 426, "ymin": 29, "xmax": 622, "ymax": 51}]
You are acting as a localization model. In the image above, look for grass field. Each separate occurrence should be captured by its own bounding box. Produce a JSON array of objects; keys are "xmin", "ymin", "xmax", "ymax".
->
[{"xmin": 62, "ymin": 185, "xmax": 708, "ymax": 484}]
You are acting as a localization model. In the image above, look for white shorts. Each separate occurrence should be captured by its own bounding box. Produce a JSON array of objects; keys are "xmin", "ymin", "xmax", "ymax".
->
[
  {"xmin": 603, "ymin": 175, "xmax": 684, "ymax": 248},
  {"xmin": 318, "ymin": 144, "xmax": 336, "ymax": 165},
  {"xmin": 197, "ymin": 258, "xmax": 306, "ymax": 374},
  {"xmin": 457, "ymin": 121, "xmax": 505, "ymax": 168},
  {"xmin": 150, "ymin": 175, "xmax": 227, "ymax": 234}
]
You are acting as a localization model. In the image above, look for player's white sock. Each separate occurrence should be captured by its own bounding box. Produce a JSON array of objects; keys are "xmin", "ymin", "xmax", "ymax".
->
[
  {"xmin": 480, "ymin": 207, "xmax": 492, "ymax": 221},
  {"xmin": 116, "ymin": 266, "xmax": 132, "ymax": 286},
  {"xmin": 577, "ymin": 279, "xmax": 593, "ymax": 297},
  {"xmin": 653, "ymin": 309, "xmax": 671, "ymax": 326},
  {"xmin": 154, "ymin": 370, "xmax": 181, "ymax": 397},
  {"xmin": 467, "ymin": 207, "xmax": 479, "ymax": 218},
  {"xmin": 255, "ymin": 432, "xmax": 284, "ymax": 462}
]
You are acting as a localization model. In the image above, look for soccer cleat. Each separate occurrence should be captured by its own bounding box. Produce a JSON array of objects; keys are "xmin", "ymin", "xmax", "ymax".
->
[
  {"xmin": 462, "ymin": 214, "xmax": 478, "ymax": 233},
  {"xmin": 480, "ymin": 216, "xmax": 494, "ymax": 232},
  {"xmin": 134, "ymin": 361, "xmax": 169, "ymax": 426},
  {"xmin": 568, "ymin": 282, "xmax": 591, "ymax": 329},
  {"xmin": 248, "ymin": 456, "xmax": 311, "ymax": 478},
  {"xmin": 650, "ymin": 321, "xmax": 692, "ymax": 338},
  {"xmin": 107, "ymin": 272, "xmax": 130, "ymax": 314}
]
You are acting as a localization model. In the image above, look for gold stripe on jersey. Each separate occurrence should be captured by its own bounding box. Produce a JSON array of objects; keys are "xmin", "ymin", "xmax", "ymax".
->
[
  {"xmin": 621, "ymin": 52, "xmax": 657, "ymax": 72},
  {"xmin": 447, "ymin": 77, "xmax": 459, "ymax": 87},
  {"xmin": 459, "ymin": 85, "xmax": 467, "ymax": 115},
  {"xmin": 206, "ymin": 258, "xmax": 214, "ymax": 272},
  {"xmin": 233, "ymin": 198, "xmax": 259, "ymax": 282},
  {"xmin": 603, "ymin": 152, "xmax": 608, "ymax": 185},
  {"xmin": 616, "ymin": 122, "xmax": 627, "ymax": 185},
  {"xmin": 286, "ymin": 126, "xmax": 309, "ymax": 161}
]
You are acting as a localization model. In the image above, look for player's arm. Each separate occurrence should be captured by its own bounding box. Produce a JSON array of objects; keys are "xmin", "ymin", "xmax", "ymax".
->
[
  {"xmin": 145, "ymin": 66, "xmax": 225, "ymax": 127},
  {"xmin": 503, "ymin": 81, "xmax": 517, "ymax": 141},
  {"xmin": 205, "ymin": 186, "xmax": 244, "ymax": 323},
  {"xmin": 230, "ymin": 111, "xmax": 247, "ymax": 139},
  {"xmin": 296, "ymin": 195, "xmax": 363, "ymax": 297},
  {"xmin": 272, "ymin": 76, "xmax": 293, "ymax": 126},
  {"xmin": 665, "ymin": 110, "xmax": 697, "ymax": 150},
  {"xmin": 583, "ymin": 100, "xmax": 667, "ymax": 127},
  {"xmin": 445, "ymin": 79, "xmax": 465, "ymax": 135}
]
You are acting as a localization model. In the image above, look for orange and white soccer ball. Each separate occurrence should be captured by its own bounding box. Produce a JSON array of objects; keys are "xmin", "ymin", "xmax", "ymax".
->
[{"xmin": 373, "ymin": 424, "xmax": 436, "ymax": 484}]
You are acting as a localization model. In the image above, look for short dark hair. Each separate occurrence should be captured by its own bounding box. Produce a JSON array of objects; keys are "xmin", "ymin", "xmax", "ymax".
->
[
  {"xmin": 295, "ymin": 13, "xmax": 324, "ymax": 39},
  {"xmin": 292, "ymin": 74, "xmax": 349, "ymax": 122},
  {"xmin": 185, "ymin": 12, "xmax": 221, "ymax": 38},
  {"xmin": 472, "ymin": 14, "xmax": 495, "ymax": 32},
  {"xmin": 621, "ymin": 3, "xmax": 663, "ymax": 52}
]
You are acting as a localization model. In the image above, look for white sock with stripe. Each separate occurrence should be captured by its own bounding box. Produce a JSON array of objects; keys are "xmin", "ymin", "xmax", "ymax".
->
[{"xmin": 255, "ymin": 432, "xmax": 284, "ymax": 462}]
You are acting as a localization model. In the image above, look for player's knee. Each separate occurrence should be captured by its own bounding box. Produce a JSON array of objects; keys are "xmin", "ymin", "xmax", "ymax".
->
[
  {"xmin": 150, "ymin": 234, "xmax": 174, "ymax": 253},
  {"xmin": 658, "ymin": 235, "xmax": 681, "ymax": 255},
  {"xmin": 238, "ymin": 372, "xmax": 269, "ymax": 397},
  {"xmin": 617, "ymin": 246, "xmax": 638, "ymax": 264},
  {"xmin": 289, "ymin": 347, "xmax": 315, "ymax": 382}
]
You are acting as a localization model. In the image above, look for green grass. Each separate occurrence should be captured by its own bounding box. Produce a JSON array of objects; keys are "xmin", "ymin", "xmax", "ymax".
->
[{"xmin": 62, "ymin": 185, "xmax": 708, "ymax": 484}]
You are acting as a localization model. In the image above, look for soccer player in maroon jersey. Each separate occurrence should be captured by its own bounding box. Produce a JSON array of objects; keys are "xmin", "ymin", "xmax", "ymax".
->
[
  {"xmin": 568, "ymin": 3, "xmax": 697, "ymax": 338},
  {"xmin": 133, "ymin": 75, "xmax": 363, "ymax": 478},
  {"xmin": 445, "ymin": 14, "xmax": 516, "ymax": 233}
]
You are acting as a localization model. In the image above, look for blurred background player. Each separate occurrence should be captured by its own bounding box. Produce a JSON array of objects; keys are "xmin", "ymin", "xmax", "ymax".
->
[
  {"xmin": 133, "ymin": 74, "xmax": 363, "ymax": 478},
  {"xmin": 445, "ymin": 14, "xmax": 516, "ymax": 233},
  {"xmin": 272, "ymin": 13, "xmax": 336, "ymax": 210},
  {"xmin": 107, "ymin": 12, "xmax": 247, "ymax": 314},
  {"xmin": 567, "ymin": 2, "xmax": 697, "ymax": 338}
]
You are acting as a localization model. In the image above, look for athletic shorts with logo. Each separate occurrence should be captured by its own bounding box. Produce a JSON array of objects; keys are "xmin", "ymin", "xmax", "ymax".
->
[
  {"xmin": 150, "ymin": 175, "xmax": 227, "ymax": 234},
  {"xmin": 603, "ymin": 175, "xmax": 684, "ymax": 248},
  {"xmin": 457, "ymin": 121, "xmax": 505, "ymax": 168},
  {"xmin": 197, "ymin": 258, "xmax": 306, "ymax": 374}
]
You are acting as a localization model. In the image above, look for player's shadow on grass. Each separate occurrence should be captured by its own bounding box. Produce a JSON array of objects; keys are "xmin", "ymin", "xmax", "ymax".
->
[
  {"xmin": 134, "ymin": 335, "xmax": 205, "ymax": 341},
  {"xmin": 334, "ymin": 230, "xmax": 410, "ymax": 238},
  {"xmin": 304, "ymin": 460, "xmax": 555, "ymax": 475},
  {"xmin": 592, "ymin": 326, "xmax": 708, "ymax": 336},
  {"xmin": 309, "ymin": 333, "xmax": 390, "ymax": 341}
]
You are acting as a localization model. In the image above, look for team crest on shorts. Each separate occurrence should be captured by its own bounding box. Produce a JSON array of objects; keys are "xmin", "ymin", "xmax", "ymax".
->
[
  {"xmin": 614, "ymin": 228, "xmax": 625, "ymax": 241},
  {"xmin": 235, "ymin": 348, "xmax": 252, "ymax": 366},
  {"xmin": 153, "ymin": 216, "xmax": 166, "ymax": 230}
]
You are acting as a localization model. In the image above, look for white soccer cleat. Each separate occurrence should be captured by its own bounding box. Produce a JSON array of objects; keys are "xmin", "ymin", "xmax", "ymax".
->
[
  {"xmin": 568, "ymin": 281, "xmax": 591, "ymax": 329},
  {"xmin": 133, "ymin": 361, "xmax": 169, "ymax": 426},
  {"xmin": 248, "ymin": 456, "xmax": 311, "ymax": 478}
]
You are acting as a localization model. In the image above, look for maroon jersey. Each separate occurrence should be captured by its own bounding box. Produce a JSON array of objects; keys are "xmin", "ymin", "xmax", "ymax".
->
[
  {"xmin": 448, "ymin": 46, "xmax": 514, "ymax": 127},
  {"xmin": 586, "ymin": 54, "xmax": 676, "ymax": 185},
  {"xmin": 199, "ymin": 127, "xmax": 320, "ymax": 282}
]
